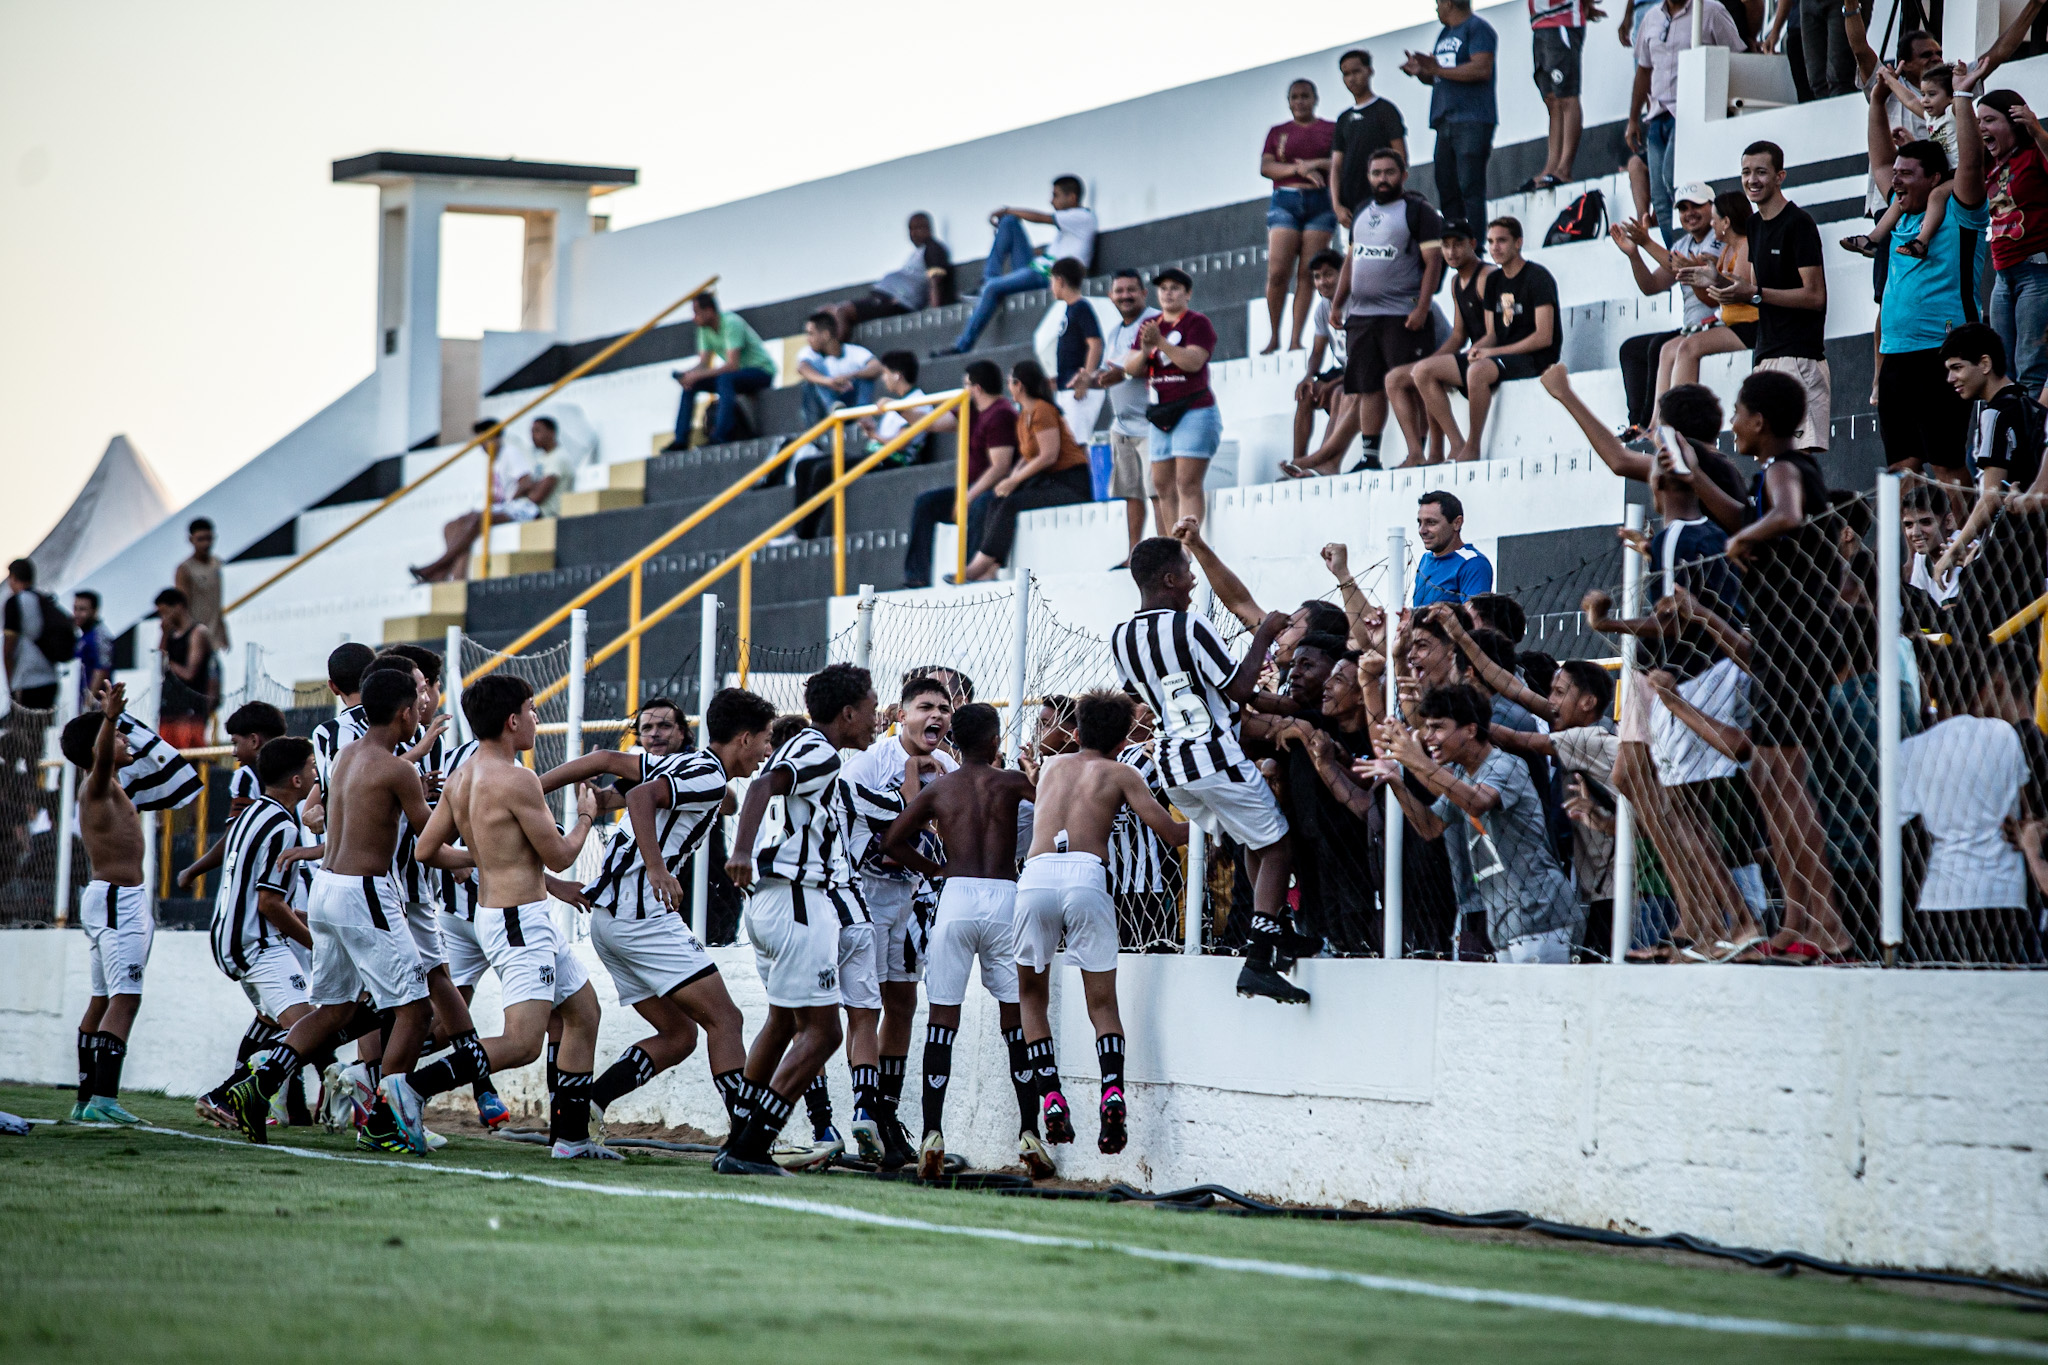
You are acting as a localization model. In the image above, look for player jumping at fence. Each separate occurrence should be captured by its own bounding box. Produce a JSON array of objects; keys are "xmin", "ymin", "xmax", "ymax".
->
[
  {"xmin": 717, "ymin": 663, "xmax": 876, "ymax": 1176},
  {"xmin": 413, "ymin": 674, "xmax": 608, "ymax": 1157},
  {"xmin": 1013, "ymin": 690, "xmax": 1188, "ymax": 1158},
  {"xmin": 880, "ymin": 701, "xmax": 1051, "ymax": 1180}
]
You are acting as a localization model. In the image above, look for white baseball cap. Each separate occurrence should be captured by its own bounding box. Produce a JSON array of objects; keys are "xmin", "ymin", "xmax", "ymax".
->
[{"xmin": 1674, "ymin": 182, "xmax": 1717, "ymax": 207}]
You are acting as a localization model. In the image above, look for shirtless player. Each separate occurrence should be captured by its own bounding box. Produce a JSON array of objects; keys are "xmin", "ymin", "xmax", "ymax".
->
[
  {"xmin": 226, "ymin": 669, "xmax": 472, "ymax": 1153},
  {"xmin": 415, "ymin": 674, "xmax": 609, "ymax": 1159},
  {"xmin": 1015, "ymin": 690, "xmax": 1187, "ymax": 1156},
  {"xmin": 58, "ymin": 682, "xmax": 149, "ymax": 1124},
  {"xmin": 879, "ymin": 702, "xmax": 1050, "ymax": 1181}
]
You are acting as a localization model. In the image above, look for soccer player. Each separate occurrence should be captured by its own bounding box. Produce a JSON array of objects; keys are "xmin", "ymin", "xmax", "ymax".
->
[
  {"xmin": 174, "ymin": 700, "xmax": 287, "ymax": 911},
  {"xmin": 311, "ymin": 641, "xmax": 378, "ymax": 798},
  {"xmin": 225, "ymin": 669, "xmax": 472, "ymax": 1152},
  {"xmin": 562, "ymin": 689, "xmax": 776, "ymax": 1144},
  {"xmin": 414, "ymin": 675, "xmax": 608, "ymax": 1158},
  {"xmin": 1110, "ymin": 536, "xmax": 1302, "ymax": 1002},
  {"xmin": 57, "ymin": 682, "xmax": 150, "ymax": 1124},
  {"xmin": 1014, "ymin": 691, "xmax": 1187, "ymax": 1158},
  {"xmin": 879, "ymin": 702, "xmax": 1047, "ymax": 1180},
  {"xmin": 716, "ymin": 663, "xmax": 876, "ymax": 1176}
]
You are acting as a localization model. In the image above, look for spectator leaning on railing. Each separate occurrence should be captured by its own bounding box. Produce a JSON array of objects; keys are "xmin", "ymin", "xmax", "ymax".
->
[
  {"xmin": 829, "ymin": 212, "xmax": 956, "ymax": 344},
  {"xmin": 1329, "ymin": 49, "xmax": 1408, "ymax": 239},
  {"xmin": 947, "ymin": 176, "xmax": 1098, "ymax": 355},
  {"xmin": 153, "ymin": 586, "xmax": 215, "ymax": 751},
  {"xmin": 666, "ymin": 292, "xmax": 778, "ymax": 452},
  {"xmin": 1410, "ymin": 490, "xmax": 1492, "ymax": 606},
  {"xmin": 1403, "ymin": 0, "xmax": 1498, "ymax": 227},
  {"xmin": 1259, "ymin": 78, "xmax": 1337, "ymax": 356}
]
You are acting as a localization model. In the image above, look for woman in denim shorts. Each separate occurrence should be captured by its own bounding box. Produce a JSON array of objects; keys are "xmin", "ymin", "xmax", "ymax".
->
[
  {"xmin": 1261, "ymin": 78, "xmax": 1337, "ymax": 355},
  {"xmin": 1126, "ymin": 268, "xmax": 1224, "ymax": 535}
]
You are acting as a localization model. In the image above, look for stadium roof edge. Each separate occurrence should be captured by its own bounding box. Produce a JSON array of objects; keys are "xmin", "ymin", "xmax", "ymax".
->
[{"xmin": 332, "ymin": 151, "xmax": 637, "ymax": 187}]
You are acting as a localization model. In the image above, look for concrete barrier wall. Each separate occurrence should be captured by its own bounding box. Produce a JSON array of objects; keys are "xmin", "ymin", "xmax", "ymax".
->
[{"xmin": 3, "ymin": 928, "xmax": 2042, "ymax": 1275}]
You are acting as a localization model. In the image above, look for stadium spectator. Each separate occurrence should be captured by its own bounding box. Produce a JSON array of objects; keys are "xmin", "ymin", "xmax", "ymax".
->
[
  {"xmin": 175, "ymin": 517, "xmax": 228, "ymax": 651},
  {"xmin": 1901, "ymin": 481, "xmax": 1960, "ymax": 611},
  {"xmin": 795, "ymin": 310, "xmax": 883, "ymax": 433},
  {"xmin": 1411, "ymin": 491, "xmax": 1492, "ymax": 606},
  {"xmin": 1267, "ymin": 637, "xmax": 1380, "ymax": 955},
  {"xmin": 523, "ymin": 416, "xmax": 577, "ymax": 519},
  {"xmin": 1047, "ymin": 257, "xmax": 1104, "ymax": 444},
  {"xmin": 1260, "ymin": 78, "xmax": 1338, "ymax": 355},
  {"xmin": 72, "ymin": 590, "xmax": 113, "ymax": 706},
  {"xmin": 666, "ymin": 293, "xmax": 778, "ymax": 451},
  {"xmin": 1092, "ymin": 270, "xmax": 1162, "ymax": 563},
  {"xmin": 1329, "ymin": 50, "xmax": 1409, "ymax": 236},
  {"xmin": 1610, "ymin": 186, "xmax": 1722, "ymax": 437},
  {"xmin": 1125, "ymin": 267, "xmax": 1221, "ymax": 535},
  {"xmin": 409, "ymin": 419, "xmax": 559, "ymax": 583},
  {"xmin": 901, "ymin": 360, "xmax": 1014, "ymax": 588},
  {"xmin": 1797, "ymin": 0, "xmax": 1853, "ymax": 98},
  {"xmin": 153, "ymin": 586, "xmax": 215, "ymax": 751},
  {"xmin": 947, "ymin": 176, "xmax": 1098, "ymax": 354},
  {"xmin": 4, "ymin": 559, "xmax": 61, "ymax": 710},
  {"xmin": 1526, "ymin": 0, "xmax": 1593, "ymax": 191},
  {"xmin": 1402, "ymin": 0, "xmax": 1499, "ymax": 226},
  {"xmin": 1331, "ymin": 149, "xmax": 1445, "ymax": 472},
  {"xmin": 1629, "ymin": 0, "xmax": 1742, "ymax": 242},
  {"xmin": 1415, "ymin": 216, "xmax": 1558, "ymax": 463},
  {"xmin": 829, "ymin": 212, "xmax": 955, "ymax": 343},
  {"xmin": 1284, "ymin": 249, "xmax": 1363, "ymax": 476},
  {"xmin": 1934, "ymin": 322, "xmax": 2047, "ymax": 639},
  {"xmin": 1661, "ymin": 192, "xmax": 1757, "ymax": 389},
  {"xmin": 955, "ymin": 361, "xmax": 1095, "ymax": 582},
  {"xmin": 1713, "ymin": 141, "xmax": 1831, "ymax": 453},
  {"xmin": 856, "ymin": 351, "xmax": 954, "ymax": 464},
  {"xmin": 1862, "ymin": 81, "xmax": 1986, "ymax": 479},
  {"xmin": 1385, "ymin": 219, "xmax": 1489, "ymax": 468},
  {"xmin": 1976, "ymin": 89, "xmax": 2048, "ymax": 397}
]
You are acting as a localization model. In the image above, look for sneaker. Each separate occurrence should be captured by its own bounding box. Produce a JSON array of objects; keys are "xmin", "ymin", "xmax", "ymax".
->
[
  {"xmin": 772, "ymin": 1128, "xmax": 843, "ymax": 1171},
  {"xmin": 1236, "ymin": 962, "xmax": 1311, "ymax": 1005},
  {"xmin": 916, "ymin": 1130, "xmax": 947, "ymax": 1181},
  {"xmin": 848, "ymin": 1113, "xmax": 884, "ymax": 1164},
  {"xmin": 712, "ymin": 1149, "xmax": 793, "ymax": 1177},
  {"xmin": 226, "ymin": 1076, "xmax": 270, "ymax": 1144},
  {"xmin": 339, "ymin": 1062, "xmax": 375, "ymax": 1129},
  {"xmin": 423, "ymin": 1127, "xmax": 448, "ymax": 1152},
  {"xmin": 65, "ymin": 1101, "xmax": 88, "ymax": 1123},
  {"xmin": 1018, "ymin": 1131, "xmax": 1057, "ymax": 1180},
  {"xmin": 80, "ymin": 1098, "xmax": 142, "ymax": 1126},
  {"xmin": 195, "ymin": 1092, "xmax": 237, "ymax": 1130},
  {"xmin": 552, "ymin": 1139, "xmax": 626, "ymax": 1161},
  {"xmin": 475, "ymin": 1090, "xmax": 510, "ymax": 1130},
  {"xmin": 268, "ymin": 1086, "xmax": 290, "ymax": 1128},
  {"xmin": 317, "ymin": 1063, "xmax": 352, "ymax": 1133},
  {"xmin": 878, "ymin": 1112, "xmax": 916, "ymax": 1172},
  {"xmin": 379, "ymin": 1075, "xmax": 429, "ymax": 1155},
  {"xmin": 1042, "ymin": 1090, "xmax": 1076, "ymax": 1146},
  {"xmin": 589, "ymin": 1101, "xmax": 610, "ymax": 1145},
  {"xmin": 355, "ymin": 1126, "xmax": 413, "ymax": 1155},
  {"xmin": 1098, "ymin": 1086, "xmax": 1128, "ymax": 1155}
]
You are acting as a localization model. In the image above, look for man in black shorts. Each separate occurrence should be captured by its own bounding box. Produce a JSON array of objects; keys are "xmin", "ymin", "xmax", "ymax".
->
[
  {"xmin": 1390, "ymin": 218, "xmax": 1491, "ymax": 467},
  {"xmin": 1330, "ymin": 148, "xmax": 1444, "ymax": 470},
  {"xmin": 1415, "ymin": 215, "xmax": 1558, "ymax": 462}
]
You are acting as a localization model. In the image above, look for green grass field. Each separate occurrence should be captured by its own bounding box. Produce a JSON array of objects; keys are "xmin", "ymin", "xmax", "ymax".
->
[{"xmin": 2, "ymin": 1083, "xmax": 2043, "ymax": 1364}]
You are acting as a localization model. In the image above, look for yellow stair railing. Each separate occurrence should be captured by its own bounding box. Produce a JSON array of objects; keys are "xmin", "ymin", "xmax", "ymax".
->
[
  {"xmin": 468, "ymin": 388, "xmax": 974, "ymax": 708},
  {"xmin": 223, "ymin": 275, "xmax": 718, "ymax": 614}
]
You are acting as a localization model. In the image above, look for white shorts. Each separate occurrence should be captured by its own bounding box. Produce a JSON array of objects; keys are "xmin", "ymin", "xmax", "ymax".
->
[
  {"xmin": 1166, "ymin": 766, "xmax": 1289, "ymax": 850},
  {"xmin": 438, "ymin": 908, "xmax": 490, "ymax": 989},
  {"xmin": 838, "ymin": 921, "xmax": 882, "ymax": 1010},
  {"xmin": 404, "ymin": 899, "xmax": 445, "ymax": 970},
  {"xmin": 862, "ymin": 874, "xmax": 925, "ymax": 983},
  {"xmin": 1501, "ymin": 925, "xmax": 1575, "ymax": 964},
  {"xmin": 307, "ymin": 869, "xmax": 429, "ymax": 1011},
  {"xmin": 235, "ymin": 941, "xmax": 312, "ymax": 1020},
  {"xmin": 1015, "ymin": 853, "xmax": 1118, "ymax": 974},
  {"xmin": 81, "ymin": 880, "xmax": 153, "ymax": 997},
  {"xmin": 590, "ymin": 906, "xmax": 716, "ymax": 1007},
  {"xmin": 1649, "ymin": 658, "xmax": 1749, "ymax": 787},
  {"xmin": 476, "ymin": 901, "xmax": 590, "ymax": 1008},
  {"xmin": 744, "ymin": 879, "xmax": 842, "ymax": 1009},
  {"xmin": 926, "ymin": 877, "xmax": 1020, "ymax": 1006}
]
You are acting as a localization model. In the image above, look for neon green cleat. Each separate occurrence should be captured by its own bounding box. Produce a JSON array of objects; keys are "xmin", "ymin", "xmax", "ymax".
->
[
  {"xmin": 66, "ymin": 1101, "xmax": 89, "ymax": 1123},
  {"xmin": 79, "ymin": 1098, "xmax": 142, "ymax": 1125},
  {"xmin": 356, "ymin": 1126, "xmax": 415, "ymax": 1155}
]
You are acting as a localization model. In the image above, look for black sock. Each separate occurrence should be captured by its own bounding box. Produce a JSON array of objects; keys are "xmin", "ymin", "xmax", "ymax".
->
[
  {"xmin": 713, "ymin": 1070, "xmax": 747, "ymax": 1128},
  {"xmin": 1026, "ymin": 1037, "xmax": 1060, "ymax": 1100},
  {"xmin": 332, "ymin": 1003, "xmax": 381, "ymax": 1046},
  {"xmin": 803, "ymin": 1073, "xmax": 834, "ymax": 1135},
  {"xmin": 849, "ymin": 1062, "xmax": 879, "ymax": 1118},
  {"xmin": 251, "ymin": 1042, "xmax": 304, "ymax": 1100},
  {"xmin": 1245, "ymin": 913, "xmax": 1282, "ymax": 971},
  {"xmin": 546, "ymin": 1042, "xmax": 560, "ymax": 1098},
  {"xmin": 1096, "ymin": 1034, "xmax": 1126, "ymax": 1095},
  {"xmin": 285, "ymin": 1067, "xmax": 314, "ymax": 1127},
  {"xmin": 921, "ymin": 1025, "xmax": 955, "ymax": 1137},
  {"xmin": 76, "ymin": 1031, "xmax": 96, "ymax": 1106},
  {"xmin": 737, "ymin": 1086, "xmax": 794, "ymax": 1161},
  {"xmin": 365, "ymin": 1096, "xmax": 399, "ymax": 1138},
  {"xmin": 550, "ymin": 1071, "xmax": 593, "ymax": 1144},
  {"xmin": 94, "ymin": 1033, "xmax": 127, "ymax": 1101},
  {"xmin": 409, "ymin": 1029, "xmax": 489, "ymax": 1099},
  {"xmin": 879, "ymin": 1054, "xmax": 907, "ymax": 1114},
  {"xmin": 591, "ymin": 1045, "xmax": 657, "ymax": 1111},
  {"xmin": 375, "ymin": 1010, "xmax": 395, "ymax": 1062},
  {"xmin": 365, "ymin": 1059, "xmax": 383, "ymax": 1087},
  {"xmin": 1004, "ymin": 1027, "xmax": 1038, "ymax": 1133}
]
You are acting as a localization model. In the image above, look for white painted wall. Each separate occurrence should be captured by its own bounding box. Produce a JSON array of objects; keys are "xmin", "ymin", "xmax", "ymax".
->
[{"xmin": 5, "ymin": 929, "xmax": 2041, "ymax": 1275}]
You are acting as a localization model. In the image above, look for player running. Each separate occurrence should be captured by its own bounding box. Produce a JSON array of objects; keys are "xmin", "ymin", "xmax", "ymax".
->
[{"xmin": 1014, "ymin": 690, "xmax": 1187, "ymax": 1157}]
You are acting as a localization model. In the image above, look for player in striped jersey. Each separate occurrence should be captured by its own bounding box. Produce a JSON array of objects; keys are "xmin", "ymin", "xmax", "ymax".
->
[
  {"xmin": 716, "ymin": 662, "xmax": 877, "ymax": 1176},
  {"xmin": 173, "ymin": 700, "xmax": 289, "ymax": 898},
  {"xmin": 1106, "ymin": 707, "xmax": 1171, "ymax": 919},
  {"xmin": 1110, "ymin": 537, "xmax": 1307, "ymax": 1004}
]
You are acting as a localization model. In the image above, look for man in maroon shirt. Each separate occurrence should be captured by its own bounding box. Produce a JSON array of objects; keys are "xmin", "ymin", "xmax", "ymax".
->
[{"xmin": 901, "ymin": 360, "xmax": 1017, "ymax": 587}]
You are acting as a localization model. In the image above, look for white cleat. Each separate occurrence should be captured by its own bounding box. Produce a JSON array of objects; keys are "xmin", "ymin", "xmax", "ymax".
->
[
  {"xmin": 848, "ymin": 1116, "xmax": 883, "ymax": 1163},
  {"xmin": 339, "ymin": 1062, "xmax": 376, "ymax": 1129},
  {"xmin": 423, "ymin": 1127, "xmax": 448, "ymax": 1151},
  {"xmin": 551, "ymin": 1139, "xmax": 625, "ymax": 1161},
  {"xmin": 1018, "ymin": 1131, "xmax": 1057, "ymax": 1180},
  {"xmin": 917, "ymin": 1130, "xmax": 947, "ymax": 1181},
  {"xmin": 772, "ymin": 1131, "xmax": 843, "ymax": 1172},
  {"xmin": 317, "ymin": 1063, "xmax": 352, "ymax": 1133}
]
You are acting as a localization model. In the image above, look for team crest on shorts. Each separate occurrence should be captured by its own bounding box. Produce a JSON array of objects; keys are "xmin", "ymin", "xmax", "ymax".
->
[
  {"xmin": 289, "ymin": 973, "xmax": 306, "ymax": 990},
  {"xmin": 817, "ymin": 968, "xmax": 837, "ymax": 991},
  {"xmin": 126, "ymin": 963, "xmax": 143, "ymax": 982},
  {"xmin": 539, "ymin": 966, "xmax": 555, "ymax": 986}
]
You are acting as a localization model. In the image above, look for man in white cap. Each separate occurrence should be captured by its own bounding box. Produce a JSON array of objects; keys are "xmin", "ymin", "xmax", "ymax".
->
[{"xmin": 1610, "ymin": 181, "xmax": 1722, "ymax": 438}]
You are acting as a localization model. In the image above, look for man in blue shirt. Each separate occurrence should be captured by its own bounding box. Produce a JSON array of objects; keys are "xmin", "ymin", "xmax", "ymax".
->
[
  {"xmin": 1403, "ymin": 0, "xmax": 1499, "ymax": 224},
  {"xmin": 72, "ymin": 589, "xmax": 114, "ymax": 707},
  {"xmin": 1412, "ymin": 490, "xmax": 1493, "ymax": 605}
]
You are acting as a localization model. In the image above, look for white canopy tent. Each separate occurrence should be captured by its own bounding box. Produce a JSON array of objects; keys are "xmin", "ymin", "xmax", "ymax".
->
[{"xmin": 28, "ymin": 435, "xmax": 172, "ymax": 593}]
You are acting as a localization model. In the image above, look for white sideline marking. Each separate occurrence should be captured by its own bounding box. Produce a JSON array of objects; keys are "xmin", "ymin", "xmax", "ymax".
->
[{"xmin": 49, "ymin": 1121, "xmax": 2048, "ymax": 1360}]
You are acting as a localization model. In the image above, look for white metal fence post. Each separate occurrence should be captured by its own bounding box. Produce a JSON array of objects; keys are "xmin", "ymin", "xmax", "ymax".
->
[
  {"xmin": 1384, "ymin": 527, "xmax": 1406, "ymax": 960},
  {"xmin": 52, "ymin": 662, "xmax": 79, "ymax": 925},
  {"xmin": 1611, "ymin": 503, "xmax": 1645, "ymax": 964},
  {"xmin": 693, "ymin": 593, "xmax": 718, "ymax": 942},
  {"xmin": 139, "ymin": 650, "xmax": 160, "ymax": 920},
  {"xmin": 242, "ymin": 640, "xmax": 260, "ymax": 709},
  {"xmin": 444, "ymin": 624, "xmax": 466, "ymax": 744},
  {"xmin": 1183, "ymin": 823, "xmax": 1206, "ymax": 955},
  {"xmin": 855, "ymin": 584, "xmax": 875, "ymax": 672},
  {"xmin": 564, "ymin": 609, "xmax": 587, "ymax": 825},
  {"xmin": 1877, "ymin": 472, "xmax": 1903, "ymax": 964},
  {"xmin": 1004, "ymin": 573, "xmax": 1032, "ymax": 763}
]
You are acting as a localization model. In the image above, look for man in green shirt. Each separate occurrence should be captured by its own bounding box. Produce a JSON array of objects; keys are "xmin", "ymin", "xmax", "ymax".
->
[{"xmin": 666, "ymin": 292, "xmax": 778, "ymax": 450}]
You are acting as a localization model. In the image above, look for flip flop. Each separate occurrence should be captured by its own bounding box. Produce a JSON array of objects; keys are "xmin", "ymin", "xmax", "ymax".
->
[{"xmin": 1709, "ymin": 934, "xmax": 1768, "ymax": 963}]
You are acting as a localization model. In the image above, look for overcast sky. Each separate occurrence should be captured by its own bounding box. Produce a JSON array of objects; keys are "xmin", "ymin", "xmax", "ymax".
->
[{"xmin": 1, "ymin": 0, "xmax": 1431, "ymax": 554}]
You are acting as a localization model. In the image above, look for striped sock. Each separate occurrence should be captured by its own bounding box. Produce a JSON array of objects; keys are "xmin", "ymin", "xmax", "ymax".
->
[
  {"xmin": 591, "ymin": 1046, "xmax": 657, "ymax": 1111},
  {"xmin": 550, "ymin": 1072, "xmax": 593, "ymax": 1144},
  {"xmin": 1003, "ymin": 1027, "xmax": 1037, "ymax": 1133},
  {"xmin": 76, "ymin": 1031, "xmax": 96, "ymax": 1107},
  {"xmin": 803, "ymin": 1073, "xmax": 834, "ymax": 1136},
  {"xmin": 1096, "ymin": 1033, "xmax": 1126, "ymax": 1092},
  {"xmin": 850, "ymin": 1062, "xmax": 880, "ymax": 1117},
  {"xmin": 712, "ymin": 1070, "xmax": 747, "ymax": 1128},
  {"xmin": 921, "ymin": 1025, "xmax": 956, "ymax": 1137},
  {"xmin": 878, "ymin": 1054, "xmax": 907, "ymax": 1113}
]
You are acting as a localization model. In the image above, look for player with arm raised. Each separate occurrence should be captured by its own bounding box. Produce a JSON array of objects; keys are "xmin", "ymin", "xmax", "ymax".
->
[
  {"xmin": 1013, "ymin": 690, "xmax": 1188, "ymax": 1160},
  {"xmin": 1110, "ymin": 536, "xmax": 1306, "ymax": 1002},
  {"xmin": 878, "ymin": 702, "xmax": 1046, "ymax": 1180}
]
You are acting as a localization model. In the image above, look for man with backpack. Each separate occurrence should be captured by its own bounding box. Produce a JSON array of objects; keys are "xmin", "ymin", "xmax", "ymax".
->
[{"xmin": 5, "ymin": 558, "xmax": 76, "ymax": 711}]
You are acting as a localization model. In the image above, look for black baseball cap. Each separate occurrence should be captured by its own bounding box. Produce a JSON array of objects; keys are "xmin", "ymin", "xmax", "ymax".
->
[{"xmin": 1441, "ymin": 218, "xmax": 1475, "ymax": 241}]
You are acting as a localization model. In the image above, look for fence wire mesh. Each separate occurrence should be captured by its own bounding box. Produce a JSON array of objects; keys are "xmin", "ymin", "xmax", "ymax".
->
[{"xmin": 0, "ymin": 701, "xmax": 60, "ymax": 926}]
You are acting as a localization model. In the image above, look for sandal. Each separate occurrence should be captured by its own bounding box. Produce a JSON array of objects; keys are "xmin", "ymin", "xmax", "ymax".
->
[
  {"xmin": 1897, "ymin": 238, "xmax": 1928, "ymax": 260},
  {"xmin": 1839, "ymin": 234, "xmax": 1877, "ymax": 257}
]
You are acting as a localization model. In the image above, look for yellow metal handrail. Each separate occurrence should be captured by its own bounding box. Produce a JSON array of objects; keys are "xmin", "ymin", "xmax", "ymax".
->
[
  {"xmin": 526, "ymin": 391, "xmax": 971, "ymax": 707},
  {"xmin": 468, "ymin": 387, "xmax": 972, "ymax": 703},
  {"xmin": 225, "ymin": 275, "xmax": 718, "ymax": 614}
]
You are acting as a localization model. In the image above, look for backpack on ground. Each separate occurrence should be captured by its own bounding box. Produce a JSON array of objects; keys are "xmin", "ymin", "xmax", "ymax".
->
[
  {"xmin": 32, "ymin": 590, "xmax": 77, "ymax": 667},
  {"xmin": 1543, "ymin": 189, "xmax": 1607, "ymax": 247}
]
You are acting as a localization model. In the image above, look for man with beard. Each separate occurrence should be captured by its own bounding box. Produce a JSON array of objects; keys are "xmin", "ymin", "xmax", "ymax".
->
[{"xmin": 1329, "ymin": 148, "xmax": 1446, "ymax": 470}]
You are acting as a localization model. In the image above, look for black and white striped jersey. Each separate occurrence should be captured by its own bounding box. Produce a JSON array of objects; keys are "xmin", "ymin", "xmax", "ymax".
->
[
  {"xmin": 391, "ymin": 722, "xmax": 454, "ymax": 908},
  {"xmin": 431, "ymin": 737, "xmax": 481, "ymax": 915},
  {"xmin": 209, "ymin": 795, "xmax": 303, "ymax": 976},
  {"xmin": 840, "ymin": 739, "xmax": 952, "ymax": 883},
  {"xmin": 1110, "ymin": 608, "xmax": 1252, "ymax": 788},
  {"xmin": 311, "ymin": 704, "xmax": 368, "ymax": 799},
  {"xmin": 1108, "ymin": 742, "xmax": 1169, "ymax": 894},
  {"xmin": 114, "ymin": 713, "xmax": 203, "ymax": 811},
  {"xmin": 583, "ymin": 749, "xmax": 730, "ymax": 919},
  {"xmin": 752, "ymin": 726, "xmax": 852, "ymax": 890},
  {"xmin": 229, "ymin": 765, "xmax": 261, "ymax": 805},
  {"xmin": 817, "ymin": 777, "xmax": 897, "ymax": 925}
]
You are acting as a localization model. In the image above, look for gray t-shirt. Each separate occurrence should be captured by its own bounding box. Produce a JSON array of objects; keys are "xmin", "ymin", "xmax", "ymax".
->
[
  {"xmin": 875, "ymin": 241, "xmax": 949, "ymax": 311},
  {"xmin": 1433, "ymin": 744, "xmax": 1579, "ymax": 947},
  {"xmin": 1103, "ymin": 307, "xmax": 1162, "ymax": 437},
  {"xmin": 1345, "ymin": 193, "xmax": 1446, "ymax": 318},
  {"xmin": 4, "ymin": 589, "xmax": 56, "ymax": 691}
]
